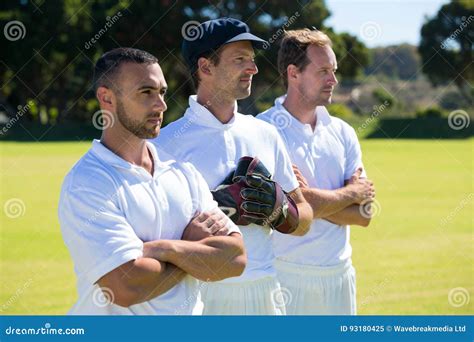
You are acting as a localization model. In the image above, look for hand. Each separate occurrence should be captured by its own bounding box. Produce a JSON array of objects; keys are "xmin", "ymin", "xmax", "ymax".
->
[
  {"xmin": 211, "ymin": 156, "xmax": 298, "ymax": 233},
  {"xmin": 239, "ymin": 175, "xmax": 276, "ymax": 223},
  {"xmin": 344, "ymin": 168, "xmax": 375, "ymax": 204},
  {"xmin": 181, "ymin": 209, "xmax": 230, "ymax": 241},
  {"xmin": 292, "ymin": 164, "xmax": 309, "ymax": 189},
  {"xmin": 241, "ymin": 175, "xmax": 299, "ymax": 234},
  {"xmin": 346, "ymin": 168, "xmax": 363, "ymax": 185}
]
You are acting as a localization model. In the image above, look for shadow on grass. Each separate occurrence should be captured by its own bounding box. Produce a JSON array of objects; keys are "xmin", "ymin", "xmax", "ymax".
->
[
  {"xmin": 0, "ymin": 122, "xmax": 101, "ymax": 142},
  {"xmin": 366, "ymin": 118, "xmax": 473, "ymax": 139},
  {"xmin": 0, "ymin": 117, "xmax": 472, "ymax": 141}
]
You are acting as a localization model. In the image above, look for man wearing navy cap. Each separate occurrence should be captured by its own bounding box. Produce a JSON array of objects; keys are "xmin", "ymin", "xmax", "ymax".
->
[{"xmin": 152, "ymin": 18, "xmax": 313, "ymax": 315}]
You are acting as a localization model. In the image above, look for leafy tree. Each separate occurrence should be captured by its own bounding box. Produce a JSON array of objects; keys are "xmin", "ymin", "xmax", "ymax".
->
[
  {"xmin": 419, "ymin": 0, "xmax": 473, "ymax": 104},
  {"xmin": 0, "ymin": 0, "xmax": 369, "ymax": 128},
  {"xmin": 366, "ymin": 44, "xmax": 421, "ymax": 80},
  {"xmin": 331, "ymin": 32, "xmax": 370, "ymax": 82}
]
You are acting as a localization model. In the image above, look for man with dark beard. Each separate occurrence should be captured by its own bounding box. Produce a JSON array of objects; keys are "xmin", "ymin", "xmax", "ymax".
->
[{"xmin": 58, "ymin": 48, "xmax": 245, "ymax": 315}]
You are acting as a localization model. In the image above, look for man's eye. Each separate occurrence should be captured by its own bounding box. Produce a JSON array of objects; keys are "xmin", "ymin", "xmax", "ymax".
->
[
  {"xmin": 160, "ymin": 89, "xmax": 167, "ymax": 96},
  {"xmin": 142, "ymin": 90, "xmax": 151, "ymax": 95}
]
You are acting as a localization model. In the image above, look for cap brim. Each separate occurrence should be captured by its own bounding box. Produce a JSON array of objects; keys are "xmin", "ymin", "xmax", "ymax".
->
[{"xmin": 224, "ymin": 32, "xmax": 268, "ymax": 49}]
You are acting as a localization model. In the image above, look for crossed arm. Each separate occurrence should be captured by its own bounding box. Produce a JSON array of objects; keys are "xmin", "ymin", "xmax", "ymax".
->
[
  {"xmin": 97, "ymin": 211, "xmax": 246, "ymax": 307},
  {"xmin": 293, "ymin": 166, "xmax": 375, "ymax": 227},
  {"xmin": 144, "ymin": 233, "xmax": 246, "ymax": 282},
  {"xmin": 325, "ymin": 204, "xmax": 372, "ymax": 227},
  {"xmin": 287, "ymin": 187, "xmax": 314, "ymax": 236}
]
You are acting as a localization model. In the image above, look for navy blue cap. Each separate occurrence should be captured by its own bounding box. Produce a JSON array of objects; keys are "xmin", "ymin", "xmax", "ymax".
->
[{"xmin": 181, "ymin": 17, "xmax": 267, "ymax": 70}]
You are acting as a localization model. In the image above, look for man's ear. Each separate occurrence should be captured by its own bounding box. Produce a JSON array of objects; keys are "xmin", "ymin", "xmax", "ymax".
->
[
  {"xmin": 197, "ymin": 57, "xmax": 212, "ymax": 77},
  {"xmin": 96, "ymin": 86, "xmax": 114, "ymax": 109},
  {"xmin": 287, "ymin": 64, "xmax": 299, "ymax": 85}
]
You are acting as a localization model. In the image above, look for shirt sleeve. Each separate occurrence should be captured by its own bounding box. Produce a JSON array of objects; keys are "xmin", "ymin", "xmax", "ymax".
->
[
  {"xmin": 344, "ymin": 125, "xmax": 367, "ymax": 179},
  {"xmin": 58, "ymin": 175, "xmax": 143, "ymax": 288}
]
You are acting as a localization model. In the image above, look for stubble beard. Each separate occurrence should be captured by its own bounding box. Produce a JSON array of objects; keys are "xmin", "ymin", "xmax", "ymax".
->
[{"xmin": 116, "ymin": 99, "xmax": 160, "ymax": 139}]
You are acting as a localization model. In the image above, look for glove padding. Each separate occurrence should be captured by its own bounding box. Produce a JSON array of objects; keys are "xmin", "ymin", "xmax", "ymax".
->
[{"xmin": 211, "ymin": 156, "xmax": 299, "ymax": 234}]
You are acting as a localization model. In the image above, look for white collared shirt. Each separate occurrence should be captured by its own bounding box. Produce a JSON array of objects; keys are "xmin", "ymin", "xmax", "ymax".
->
[
  {"xmin": 58, "ymin": 140, "xmax": 239, "ymax": 314},
  {"xmin": 153, "ymin": 95, "xmax": 298, "ymax": 282},
  {"xmin": 257, "ymin": 95, "xmax": 365, "ymax": 266}
]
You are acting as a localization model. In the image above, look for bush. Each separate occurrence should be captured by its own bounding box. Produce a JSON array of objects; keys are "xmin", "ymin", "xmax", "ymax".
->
[
  {"xmin": 327, "ymin": 103, "xmax": 354, "ymax": 120},
  {"xmin": 440, "ymin": 91, "xmax": 471, "ymax": 110},
  {"xmin": 415, "ymin": 107, "xmax": 444, "ymax": 118},
  {"xmin": 372, "ymin": 88, "xmax": 395, "ymax": 107}
]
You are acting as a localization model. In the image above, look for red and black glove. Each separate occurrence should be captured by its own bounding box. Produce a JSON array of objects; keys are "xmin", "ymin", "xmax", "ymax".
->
[{"xmin": 211, "ymin": 156, "xmax": 299, "ymax": 234}]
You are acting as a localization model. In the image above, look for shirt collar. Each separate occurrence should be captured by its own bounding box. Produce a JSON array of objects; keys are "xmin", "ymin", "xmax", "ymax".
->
[
  {"xmin": 185, "ymin": 95, "xmax": 237, "ymax": 129},
  {"xmin": 274, "ymin": 95, "xmax": 332, "ymax": 136},
  {"xmin": 91, "ymin": 139, "xmax": 174, "ymax": 177}
]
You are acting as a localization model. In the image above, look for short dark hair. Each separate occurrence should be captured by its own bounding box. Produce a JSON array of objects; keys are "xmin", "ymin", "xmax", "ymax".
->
[
  {"xmin": 93, "ymin": 47, "xmax": 159, "ymax": 93},
  {"xmin": 189, "ymin": 48, "xmax": 222, "ymax": 90}
]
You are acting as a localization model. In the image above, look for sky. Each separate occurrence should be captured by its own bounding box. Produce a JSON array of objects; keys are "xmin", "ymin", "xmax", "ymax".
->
[{"xmin": 325, "ymin": 0, "xmax": 450, "ymax": 47}]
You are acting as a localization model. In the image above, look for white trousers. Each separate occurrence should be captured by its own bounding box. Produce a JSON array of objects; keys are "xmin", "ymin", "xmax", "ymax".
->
[
  {"xmin": 275, "ymin": 258, "xmax": 357, "ymax": 315},
  {"xmin": 200, "ymin": 276, "xmax": 286, "ymax": 315}
]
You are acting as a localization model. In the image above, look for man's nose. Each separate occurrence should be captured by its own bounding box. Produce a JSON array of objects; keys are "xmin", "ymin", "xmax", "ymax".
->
[
  {"xmin": 154, "ymin": 95, "xmax": 167, "ymax": 112},
  {"xmin": 246, "ymin": 60, "xmax": 258, "ymax": 75}
]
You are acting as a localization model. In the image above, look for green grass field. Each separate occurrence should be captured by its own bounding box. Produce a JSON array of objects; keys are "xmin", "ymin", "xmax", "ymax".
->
[{"xmin": 1, "ymin": 139, "xmax": 472, "ymax": 315}]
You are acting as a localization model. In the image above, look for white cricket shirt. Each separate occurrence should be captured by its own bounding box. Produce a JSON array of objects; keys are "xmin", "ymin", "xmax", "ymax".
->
[
  {"xmin": 257, "ymin": 95, "xmax": 365, "ymax": 266},
  {"xmin": 58, "ymin": 140, "xmax": 239, "ymax": 314},
  {"xmin": 153, "ymin": 95, "xmax": 299, "ymax": 282}
]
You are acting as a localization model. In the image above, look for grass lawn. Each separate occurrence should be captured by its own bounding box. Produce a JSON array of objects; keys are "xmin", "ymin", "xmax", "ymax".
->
[{"xmin": 1, "ymin": 139, "xmax": 472, "ymax": 314}]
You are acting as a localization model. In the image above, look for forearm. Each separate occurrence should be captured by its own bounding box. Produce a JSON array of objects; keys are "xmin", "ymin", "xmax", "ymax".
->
[
  {"xmin": 145, "ymin": 234, "xmax": 246, "ymax": 282},
  {"xmin": 127, "ymin": 258, "xmax": 187, "ymax": 303},
  {"xmin": 324, "ymin": 204, "xmax": 371, "ymax": 227},
  {"xmin": 97, "ymin": 257, "xmax": 186, "ymax": 307},
  {"xmin": 301, "ymin": 187, "xmax": 354, "ymax": 219},
  {"xmin": 291, "ymin": 201, "xmax": 313, "ymax": 236}
]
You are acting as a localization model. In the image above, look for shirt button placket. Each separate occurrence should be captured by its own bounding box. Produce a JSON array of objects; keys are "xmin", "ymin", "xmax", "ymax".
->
[{"xmin": 224, "ymin": 130, "xmax": 236, "ymax": 162}]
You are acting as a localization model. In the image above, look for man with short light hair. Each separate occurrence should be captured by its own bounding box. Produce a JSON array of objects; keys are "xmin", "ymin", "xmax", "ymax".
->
[{"xmin": 258, "ymin": 29, "xmax": 376, "ymax": 315}]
